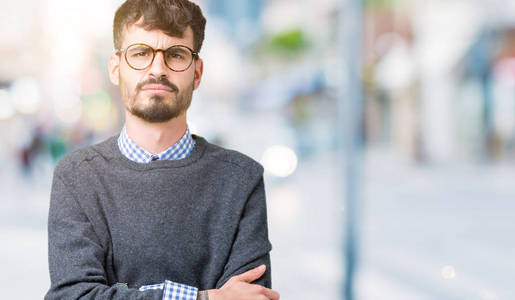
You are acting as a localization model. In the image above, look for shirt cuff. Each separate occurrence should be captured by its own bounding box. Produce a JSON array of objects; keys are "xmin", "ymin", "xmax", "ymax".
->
[{"xmin": 139, "ymin": 280, "xmax": 198, "ymax": 300}]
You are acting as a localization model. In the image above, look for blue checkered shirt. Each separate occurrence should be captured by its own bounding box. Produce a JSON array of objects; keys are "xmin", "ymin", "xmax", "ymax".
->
[
  {"xmin": 118, "ymin": 126, "xmax": 198, "ymax": 300},
  {"xmin": 118, "ymin": 126, "xmax": 195, "ymax": 163},
  {"xmin": 139, "ymin": 280, "xmax": 198, "ymax": 300}
]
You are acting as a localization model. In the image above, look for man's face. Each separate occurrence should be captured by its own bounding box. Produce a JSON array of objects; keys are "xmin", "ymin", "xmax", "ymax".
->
[{"xmin": 108, "ymin": 22, "xmax": 203, "ymax": 123}]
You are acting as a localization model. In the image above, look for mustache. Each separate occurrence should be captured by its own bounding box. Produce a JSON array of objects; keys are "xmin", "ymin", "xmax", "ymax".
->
[{"xmin": 136, "ymin": 78, "xmax": 178, "ymax": 92}]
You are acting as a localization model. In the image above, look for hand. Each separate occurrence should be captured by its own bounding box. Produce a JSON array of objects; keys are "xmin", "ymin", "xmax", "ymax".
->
[{"xmin": 207, "ymin": 265, "xmax": 280, "ymax": 300}]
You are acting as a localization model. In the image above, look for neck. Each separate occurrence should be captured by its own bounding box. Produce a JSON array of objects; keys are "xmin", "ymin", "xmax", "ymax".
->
[{"xmin": 124, "ymin": 112, "xmax": 188, "ymax": 155}]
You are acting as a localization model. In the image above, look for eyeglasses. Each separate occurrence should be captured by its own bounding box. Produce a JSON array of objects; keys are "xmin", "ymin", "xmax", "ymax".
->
[{"xmin": 116, "ymin": 43, "xmax": 199, "ymax": 72}]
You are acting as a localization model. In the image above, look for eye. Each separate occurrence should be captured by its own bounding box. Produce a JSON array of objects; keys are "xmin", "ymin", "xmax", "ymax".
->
[
  {"xmin": 167, "ymin": 52, "xmax": 185, "ymax": 60},
  {"xmin": 128, "ymin": 47, "xmax": 152, "ymax": 58},
  {"xmin": 133, "ymin": 50, "xmax": 152, "ymax": 57}
]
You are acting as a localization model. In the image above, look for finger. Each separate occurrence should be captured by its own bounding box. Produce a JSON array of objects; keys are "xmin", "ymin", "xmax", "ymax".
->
[
  {"xmin": 234, "ymin": 265, "xmax": 266, "ymax": 283},
  {"xmin": 263, "ymin": 288, "xmax": 280, "ymax": 300}
]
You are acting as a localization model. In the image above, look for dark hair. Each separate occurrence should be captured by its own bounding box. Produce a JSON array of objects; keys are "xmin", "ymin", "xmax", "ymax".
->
[{"xmin": 113, "ymin": 0, "xmax": 206, "ymax": 53}]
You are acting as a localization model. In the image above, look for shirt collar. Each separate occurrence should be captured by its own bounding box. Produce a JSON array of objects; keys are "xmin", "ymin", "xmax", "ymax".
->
[{"xmin": 117, "ymin": 126, "xmax": 195, "ymax": 163}]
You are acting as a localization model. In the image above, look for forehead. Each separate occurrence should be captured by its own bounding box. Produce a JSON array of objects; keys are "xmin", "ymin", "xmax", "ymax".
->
[{"xmin": 121, "ymin": 23, "xmax": 194, "ymax": 49}]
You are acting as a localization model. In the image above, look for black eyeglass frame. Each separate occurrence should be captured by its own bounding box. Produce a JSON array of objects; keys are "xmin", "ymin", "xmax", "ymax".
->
[{"xmin": 116, "ymin": 43, "xmax": 199, "ymax": 72}]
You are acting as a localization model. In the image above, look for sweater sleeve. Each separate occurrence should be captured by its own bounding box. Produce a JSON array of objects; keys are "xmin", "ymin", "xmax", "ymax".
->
[
  {"xmin": 45, "ymin": 174, "xmax": 163, "ymax": 300},
  {"xmin": 215, "ymin": 175, "xmax": 273, "ymax": 288}
]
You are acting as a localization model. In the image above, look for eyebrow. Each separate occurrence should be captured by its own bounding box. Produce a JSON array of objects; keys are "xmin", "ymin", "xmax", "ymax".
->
[{"xmin": 129, "ymin": 45, "xmax": 151, "ymax": 50}]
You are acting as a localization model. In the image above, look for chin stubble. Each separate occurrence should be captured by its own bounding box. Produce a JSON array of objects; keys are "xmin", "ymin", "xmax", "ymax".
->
[{"xmin": 126, "ymin": 79, "xmax": 194, "ymax": 123}]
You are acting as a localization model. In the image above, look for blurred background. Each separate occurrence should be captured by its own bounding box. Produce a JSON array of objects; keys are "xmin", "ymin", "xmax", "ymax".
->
[{"xmin": 1, "ymin": 0, "xmax": 515, "ymax": 299}]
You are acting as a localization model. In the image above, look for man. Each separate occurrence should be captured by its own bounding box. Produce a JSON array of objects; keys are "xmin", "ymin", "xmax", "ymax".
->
[{"xmin": 45, "ymin": 1, "xmax": 280, "ymax": 299}]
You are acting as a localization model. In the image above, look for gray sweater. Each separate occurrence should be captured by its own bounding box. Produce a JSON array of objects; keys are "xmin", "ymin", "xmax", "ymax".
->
[{"xmin": 45, "ymin": 135, "xmax": 272, "ymax": 299}]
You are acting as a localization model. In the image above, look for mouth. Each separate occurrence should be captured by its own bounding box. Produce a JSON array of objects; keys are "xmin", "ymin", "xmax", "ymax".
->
[{"xmin": 141, "ymin": 84, "xmax": 175, "ymax": 93}]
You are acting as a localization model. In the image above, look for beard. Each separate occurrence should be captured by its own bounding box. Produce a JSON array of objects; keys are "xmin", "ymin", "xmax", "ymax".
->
[{"xmin": 121, "ymin": 76, "xmax": 194, "ymax": 123}]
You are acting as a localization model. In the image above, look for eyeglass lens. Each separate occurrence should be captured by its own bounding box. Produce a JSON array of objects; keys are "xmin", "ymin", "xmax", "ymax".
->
[{"xmin": 125, "ymin": 44, "xmax": 194, "ymax": 71}]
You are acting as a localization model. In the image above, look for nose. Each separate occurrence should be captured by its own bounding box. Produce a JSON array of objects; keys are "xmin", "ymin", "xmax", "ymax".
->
[{"xmin": 148, "ymin": 51, "xmax": 168, "ymax": 77}]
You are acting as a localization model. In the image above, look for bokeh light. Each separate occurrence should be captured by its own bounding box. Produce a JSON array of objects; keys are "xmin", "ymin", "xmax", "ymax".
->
[
  {"xmin": 52, "ymin": 86, "xmax": 83, "ymax": 125},
  {"xmin": 0, "ymin": 89, "xmax": 15, "ymax": 120},
  {"xmin": 441, "ymin": 265, "xmax": 457, "ymax": 280},
  {"xmin": 261, "ymin": 145, "xmax": 298, "ymax": 177},
  {"xmin": 10, "ymin": 77, "xmax": 41, "ymax": 115}
]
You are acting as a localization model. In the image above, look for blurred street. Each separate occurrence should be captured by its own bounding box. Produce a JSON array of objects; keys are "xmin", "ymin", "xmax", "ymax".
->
[{"xmin": 359, "ymin": 150, "xmax": 515, "ymax": 300}]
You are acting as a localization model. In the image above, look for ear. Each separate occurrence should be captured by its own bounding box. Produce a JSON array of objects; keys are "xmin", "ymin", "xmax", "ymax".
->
[
  {"xmin": 108, "ymin": 53, "xmax": 121, "ymax": 86},
  {"xmin": 193, "ymin": 57, "xmax": 203, "ymax": 90}
]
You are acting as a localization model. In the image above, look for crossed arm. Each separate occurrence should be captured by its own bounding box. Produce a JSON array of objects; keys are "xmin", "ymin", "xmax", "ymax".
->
[{"xmin": 135, "ymin": 265, "xmax": 279, "ymax": 300}]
